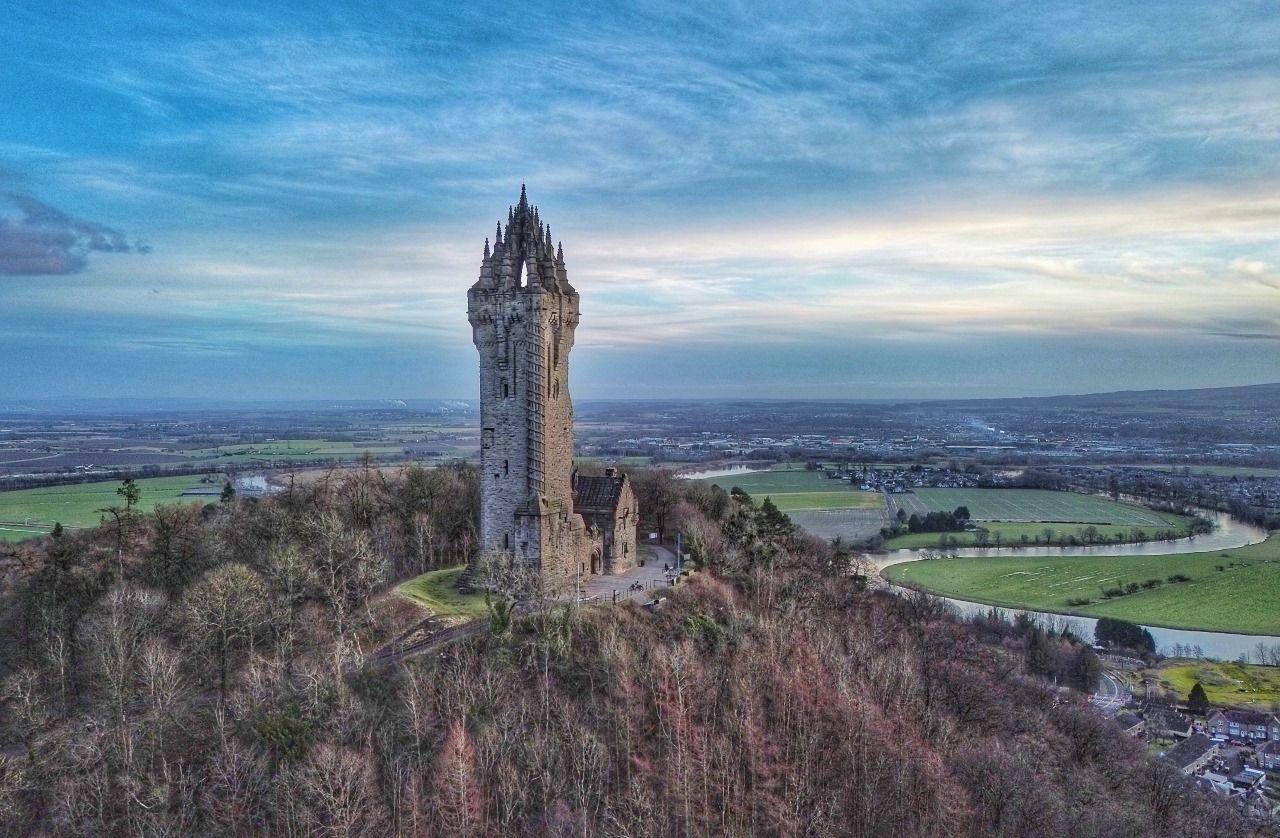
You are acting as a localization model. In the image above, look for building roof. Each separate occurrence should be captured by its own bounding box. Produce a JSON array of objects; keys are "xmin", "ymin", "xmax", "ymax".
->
[
  {"xmin": 1232, "ymin": 768, "xmax": 1266, "ymax": 787},
  {"xmin": 573, "ymin": 471, "xmax": 628, "ymax": 517},
  {"xmin": 1258, "ymin": 740, "xmax": 1280, "ymax": 756},
  {"xmin": 1195, "ymin": 775, "xmax": 1234, "ymax": 796},
  {"xmin": 1147, "ymin": 707, "xmax": 1192, "ymax": 732},
  {"xmin": 1162, "ymin": 734, "xmax": 1216, "ymax": 771},
  {"xmin": 1208, "ymin": 709, "xmax": 1275, "ymax": 726},
  {"xmin": 1116, "ymin": 712, "xmax": 1143, "ymax": 731}
]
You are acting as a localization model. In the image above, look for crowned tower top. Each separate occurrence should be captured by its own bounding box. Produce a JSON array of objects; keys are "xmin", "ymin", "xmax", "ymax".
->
[{"xmin": 471, "ymin": 183, "xmax": 575, "ymax": 297}]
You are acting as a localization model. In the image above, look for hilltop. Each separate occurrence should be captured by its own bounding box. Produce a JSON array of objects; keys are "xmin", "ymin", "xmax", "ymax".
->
[{"xmin": 0, "ymin": 467, "xmax": 1269, "ymax": 835}]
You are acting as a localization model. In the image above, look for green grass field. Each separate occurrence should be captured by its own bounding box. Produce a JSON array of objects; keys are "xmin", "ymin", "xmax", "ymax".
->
[
  {"xmin": 1117, "ymin": 464, "xmax": 1280, "ymax": 478},
  {"xmin": 912, "ymin": 488, "xmax": 1183, "ymax": 527},
  {"xmin": 0, "ymin": 475, "xmax": 212, "ymax": 542},
  {"xmin": 886, "ymin": 488, "xmax": 1191, "ymax": 549},
  {"xmin": 182, "ymin": 438, "xmax": 406, "ymax": 464},
  {"xmin": 696, "ymin": 467, "xmax": 883, "ymax": 512},
  {"xmin": 884, "ymin": 534, "xmax": 1280, "ymax": 635},
  {"xmin": 1151, "ymin": 661, "xmax": 1280, "ymax": 711},
  {"xmin": 396, "ymin": 565, "xmax": 488, "ymax": 618},
  {"xmin": 883, "ymin": 521, "xmax": 1179, "ymax": 550}
]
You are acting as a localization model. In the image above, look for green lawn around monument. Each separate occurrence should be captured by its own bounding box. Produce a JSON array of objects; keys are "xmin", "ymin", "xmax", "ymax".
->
[
  {"xmin": 696, "ymin": 467, "xmax": 883, "ymax": 512},
  {"xmin": 396, "ymin": 565, "xmax": 488, "ymax": 618},
  {"xmin": 882, "ymin": 534, "xmax": 1280, "ymax": 635},
  {"xmin": 0, "ymin": 475, "xmax": 214, "ymax": 542}
]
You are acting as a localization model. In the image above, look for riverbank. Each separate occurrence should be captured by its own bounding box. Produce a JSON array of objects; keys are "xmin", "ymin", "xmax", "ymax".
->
[
  {"xmin": 884, "ymin": 532, "xmax": 1280, "ymax": 636},
  {"xmin": 883, "ymin": 518, "xmax": 1193, "ymax": 550}
]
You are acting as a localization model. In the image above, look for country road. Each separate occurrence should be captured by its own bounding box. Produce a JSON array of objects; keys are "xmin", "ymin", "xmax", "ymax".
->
[{"xmin": 1091, "ymin": 670, "xmax": 1130, "ymax": 713}]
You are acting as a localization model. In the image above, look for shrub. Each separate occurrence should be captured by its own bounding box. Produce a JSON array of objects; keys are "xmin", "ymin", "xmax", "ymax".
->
[
  {"xmin": 683, "ymin": 612, "xmax": 724, "ymax": 651},
  {"xmin": 1095, "ymin": 617, "xmax": 1156, "ymax": 652},
  {"xmin": 253, "ymin": 704, "xmax": 313, "ymax": 763}
]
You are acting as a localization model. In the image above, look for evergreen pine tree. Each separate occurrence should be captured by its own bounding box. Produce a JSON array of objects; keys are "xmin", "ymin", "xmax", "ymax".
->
[{"xmin": 1188, "ymin": 681, "xmax": 1210, "ymax": 715}]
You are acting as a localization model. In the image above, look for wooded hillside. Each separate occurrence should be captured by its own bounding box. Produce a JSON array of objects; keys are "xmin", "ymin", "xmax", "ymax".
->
[{"xmin": 0, "ymin": 467, "xmax": 1269, "ymax": 835}]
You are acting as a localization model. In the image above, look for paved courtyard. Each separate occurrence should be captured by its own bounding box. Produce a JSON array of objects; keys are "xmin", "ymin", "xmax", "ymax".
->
[{"xmin": 578, "ymin": 542, "xmax": 680, "ymax": 604}]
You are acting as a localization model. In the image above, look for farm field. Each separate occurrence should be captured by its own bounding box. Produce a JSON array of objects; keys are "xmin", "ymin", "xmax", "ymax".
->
[
  {"xmin": 789, "ymin": 509, "xmax": 888, "ymax": 541},
  {"xmin": 1116, "ymin": 464, "xmax": 1280, "ymax": 478},
  {"xmin": 695, "ymin": 467, "xmax": 883, "ymax": 512},
  {"xmin": 0, "ymin": 475, "xmax": 212, "ymax": 541},
  {"xmin": 182, "ymin": 438, "xmax": 408, "ymax": 463},
  {"xmin": 575, "ymin": 456, "xmax": 653, "ymax": 469},
  {"xmin": 883, "ymin": 521, "xmax": 1179, "ymax": 550},
  {"xmin": 1149, "ymin": 660, "xmax": 1280, "ymax": 711},
  {"xmin": 912, "ymin": 488, "xmax": 1184, "ymax": 527},
  {"xmin": 883, "ymin": 534, "xmax": 1280, "ymax": 635},
  {"xmin": 396, "ymin": 565, "xmax": 487, "ymax": 618}
]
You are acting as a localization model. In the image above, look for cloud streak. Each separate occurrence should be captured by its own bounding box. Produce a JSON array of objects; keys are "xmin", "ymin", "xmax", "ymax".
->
[
  {"xmin": 0, "ymin": 190, "xmax": 148, "ymax": 275},
  {"xmin": 0, "ymin": 1, "xmax": 1277, "ymax": 397}
]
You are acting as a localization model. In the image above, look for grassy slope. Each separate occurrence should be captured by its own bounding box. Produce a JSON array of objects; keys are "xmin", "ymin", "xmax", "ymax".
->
[
  {"xmin": 0, "ymin": 475, "xmax": 210, "ymax": 541},
  {"xmin": 1151, "ymin": 661, "xmax": 1280, "ymax": 711},
  {"xmin": 698, "ymin": 467, "xmax": 883, "ymax": 512},
  {"xmin": 396, "ymin": 565, "xmax": 488, "ymax": 618},
  {"xmin": 884, "ymin": 534, "xmax": 1280, "ymax": 635}
]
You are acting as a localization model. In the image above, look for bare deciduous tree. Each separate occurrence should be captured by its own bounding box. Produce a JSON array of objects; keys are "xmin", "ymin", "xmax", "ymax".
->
[
  {"xmin": 179, "ymin": 563, "xmax": 272, "ymax": 699},
  {"xmin": 79, "ymin": 584, "xmax": 166, "ymax": 736}
]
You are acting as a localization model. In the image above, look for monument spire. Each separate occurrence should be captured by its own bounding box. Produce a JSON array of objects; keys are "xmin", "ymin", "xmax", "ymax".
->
[{"xmin": 466, "ymin": 185, "xmax": 606, "ymax": 591}]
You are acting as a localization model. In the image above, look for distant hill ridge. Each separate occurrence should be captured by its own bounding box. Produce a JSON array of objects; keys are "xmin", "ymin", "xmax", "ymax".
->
[{"xmin": 918, "ymin": 382, "xmax": 1280, "ymax": 410}]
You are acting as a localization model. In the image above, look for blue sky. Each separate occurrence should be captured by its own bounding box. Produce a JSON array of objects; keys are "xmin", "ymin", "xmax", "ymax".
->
[{"xmin": 1, "ymin": 0, "xmax": 1277, "ymax": 401}]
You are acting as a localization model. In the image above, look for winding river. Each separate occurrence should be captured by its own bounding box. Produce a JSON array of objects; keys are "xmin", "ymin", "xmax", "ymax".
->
[
  {"xmin": 681, "ymin": 466, "xmax": 1276, "ymax": 659},
  {"xmin": 877, "ymin": 512, "xmax": 1275, "ymax": 660}
]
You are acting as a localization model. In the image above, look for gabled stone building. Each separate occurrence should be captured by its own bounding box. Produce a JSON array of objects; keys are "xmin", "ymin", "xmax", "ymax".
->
[
  {"xmin": 573, "ymin": 467, "xmax": 639, "ymax": 575},
  {"xmin": 467, "ymin": 186, "xmax": 638, "ymax": 592}
]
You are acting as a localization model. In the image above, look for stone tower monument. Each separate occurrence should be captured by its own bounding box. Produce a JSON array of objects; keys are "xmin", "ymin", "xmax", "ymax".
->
[{"xmin": 467, "ymin": 185, "xmax": 587, "ymax": 590}]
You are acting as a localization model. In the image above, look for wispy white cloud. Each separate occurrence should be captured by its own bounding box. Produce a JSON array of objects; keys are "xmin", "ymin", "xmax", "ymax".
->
[{"xmin": 2, "ymin": 0, "xmax": 1278, "ymax": 397}]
